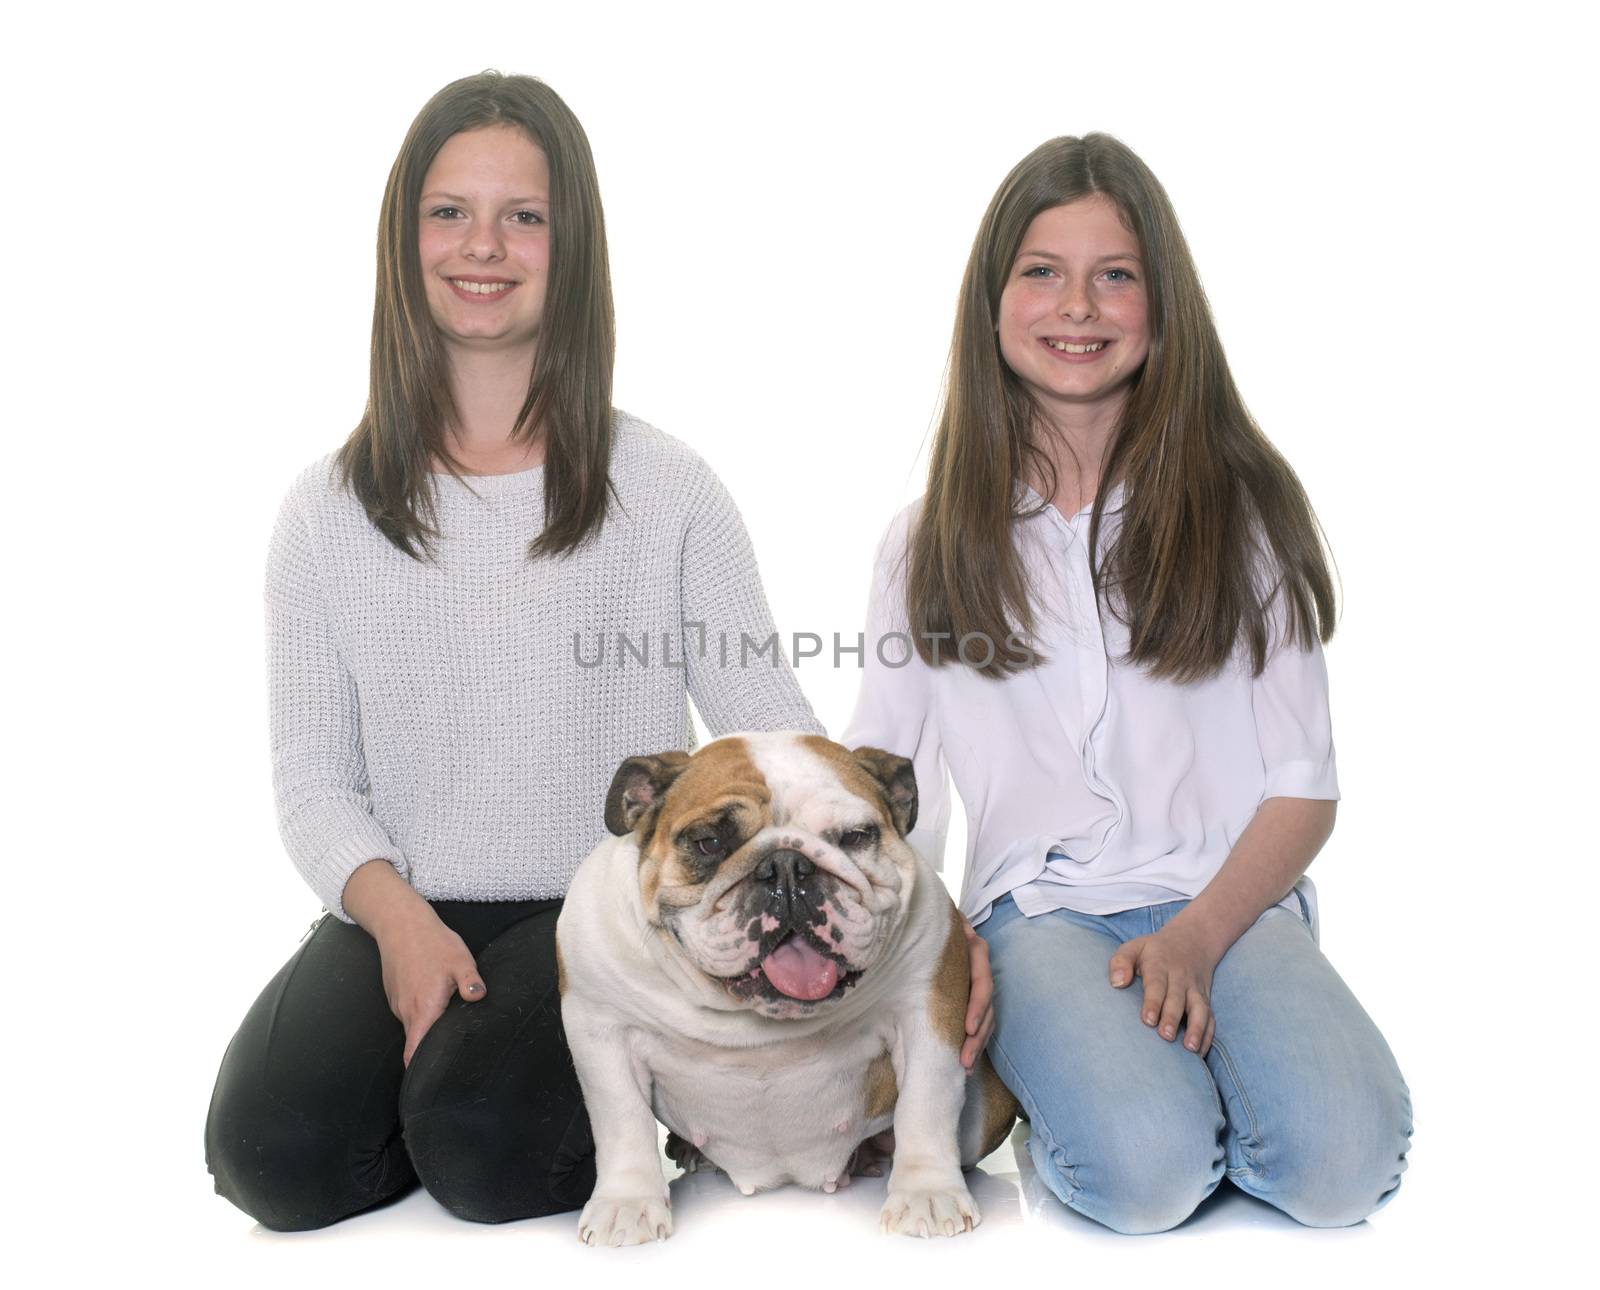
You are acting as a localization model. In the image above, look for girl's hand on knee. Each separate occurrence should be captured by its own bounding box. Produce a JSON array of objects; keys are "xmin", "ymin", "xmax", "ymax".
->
[
  {"xmin": 1108, "ymin": 927, "xmax": 1220, "ymax": 1058},
  {"xmin": 374, "ymin": 907, "xmax": 488, "ymax": 1067}
]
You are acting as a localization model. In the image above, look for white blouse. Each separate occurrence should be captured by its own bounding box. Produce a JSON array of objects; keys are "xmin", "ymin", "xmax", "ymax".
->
[{"xmin": 840, "ymin": 482, "xmax": 1339, "ymax": 932}]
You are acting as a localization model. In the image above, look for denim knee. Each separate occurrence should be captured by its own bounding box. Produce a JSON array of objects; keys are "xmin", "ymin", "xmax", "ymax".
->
[
  {"xmin": 1229, "ymin": 1079, "xmax": 1413, "ymax": 1227},
  {"xmin": 1025, "ymin": 1106, "xmax": 1225, "ymax": 1235}
]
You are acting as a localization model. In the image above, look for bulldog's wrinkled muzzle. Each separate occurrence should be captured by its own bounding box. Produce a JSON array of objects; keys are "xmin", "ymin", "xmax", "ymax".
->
[{"xmin": 748, "ymin": 849, "xmax": 848, "ymax": 1001}]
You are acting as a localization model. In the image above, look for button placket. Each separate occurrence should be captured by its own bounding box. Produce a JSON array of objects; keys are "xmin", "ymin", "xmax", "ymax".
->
[{"xmin": 1070, "ymin": 521, "xmax": 1122, "ymax": 861}]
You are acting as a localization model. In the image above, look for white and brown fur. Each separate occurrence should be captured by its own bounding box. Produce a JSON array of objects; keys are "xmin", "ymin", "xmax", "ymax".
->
[{"xmin": 556, "ymin": 732, "xmax": 1017, "ymax": 1245}]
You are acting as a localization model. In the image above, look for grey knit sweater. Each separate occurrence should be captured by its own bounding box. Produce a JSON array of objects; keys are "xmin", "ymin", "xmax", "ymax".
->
[{"xmin": 267, "ymin": 410, "xmax": 824, "ymax": 920}]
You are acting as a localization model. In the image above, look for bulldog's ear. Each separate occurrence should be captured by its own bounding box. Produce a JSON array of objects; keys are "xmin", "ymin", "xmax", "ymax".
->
[
  {"xmin": 605, "ymin": 751, "xmax": 692, "ymax": 836},
  {"xmin": 850, "ymin": 746, "xmax": 918, "ymax": 838}
]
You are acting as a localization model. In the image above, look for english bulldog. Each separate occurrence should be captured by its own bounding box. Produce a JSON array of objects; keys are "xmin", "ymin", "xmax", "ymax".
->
[{"xmin": 555, "ymin": 732, "xmax": 1018, "ymax": 1246}]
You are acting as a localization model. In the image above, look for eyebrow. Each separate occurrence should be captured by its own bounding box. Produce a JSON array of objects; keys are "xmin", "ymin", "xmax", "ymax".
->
[
  {"xmin": 1016, "ymin": 249, "xmax": 1143, "ymax": 265},
  {"xmin": 420, "ymin": 191, "xmax": 549, "ymax": 206}
]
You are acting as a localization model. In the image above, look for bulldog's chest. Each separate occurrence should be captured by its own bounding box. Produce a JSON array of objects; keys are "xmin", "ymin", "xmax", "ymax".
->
[{"xmin": 635, "ymin": 1016, "xmax": 898, "ymax": 1193}]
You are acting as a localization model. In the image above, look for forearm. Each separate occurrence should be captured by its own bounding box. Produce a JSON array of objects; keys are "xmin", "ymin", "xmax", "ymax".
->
[
  {"xmin": 342, "ymin": 858, "xmax": 435, "ymax": 942},
  {"xmin": 1168, "ymin": 797, "xmax": 1336, "ymax": 961}
]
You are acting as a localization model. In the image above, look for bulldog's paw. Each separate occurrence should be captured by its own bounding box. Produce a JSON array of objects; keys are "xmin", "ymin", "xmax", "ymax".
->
[
  {"xmin": 879, "ymin": 1184, "xmax": 980, "ymax": 1238},
  {"xmin": 577, "ymin": 1193, "xmax": 673, "ymax": 1247}
]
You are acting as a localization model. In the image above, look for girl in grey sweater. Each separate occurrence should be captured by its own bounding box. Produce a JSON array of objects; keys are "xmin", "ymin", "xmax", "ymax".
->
[{"xmin": 205, "ymin": 71, "xmax": 822, "ymax": 1230}]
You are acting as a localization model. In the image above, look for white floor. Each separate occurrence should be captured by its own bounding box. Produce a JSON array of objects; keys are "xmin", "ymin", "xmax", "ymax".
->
[{"xmin": 158, "ymin": 1123, "xmax": 1422, "ymax": 1290}]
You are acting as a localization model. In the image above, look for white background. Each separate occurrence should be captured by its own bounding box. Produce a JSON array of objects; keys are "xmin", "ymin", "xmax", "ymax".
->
[{"xmin": 5, "ymin": 1, "xmax": 1595, "ymax": 1285}]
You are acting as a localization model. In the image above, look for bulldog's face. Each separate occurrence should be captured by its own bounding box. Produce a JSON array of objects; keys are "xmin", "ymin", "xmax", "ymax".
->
[{"xmin": 604, "ymin": 732, "xmax": 920, "ymax": 1020}]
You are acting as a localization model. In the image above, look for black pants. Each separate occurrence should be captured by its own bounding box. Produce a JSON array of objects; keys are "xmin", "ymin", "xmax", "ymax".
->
[{"xmin": 204, "ymin": 899, "xmax": 595, "ymax": 1231}]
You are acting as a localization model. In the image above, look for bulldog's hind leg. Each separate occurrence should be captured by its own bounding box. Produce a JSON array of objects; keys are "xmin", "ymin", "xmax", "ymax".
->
[
  {"xmin": 958, "ymin": 1054, "xmax": 1020, "ymax": 1167},
  {"xmin": 664, "ymin": 1131, "xmax": 722, "ymax": 1175}
]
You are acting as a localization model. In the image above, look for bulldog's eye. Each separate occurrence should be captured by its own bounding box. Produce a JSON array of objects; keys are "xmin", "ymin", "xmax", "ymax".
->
[
  {"xmin": 839, "ymin": 826, "xmax": 879, "ymax": 850},
  {"xmin": 692, "ymin": 835, "xmax": 725, "ymax": 858}
]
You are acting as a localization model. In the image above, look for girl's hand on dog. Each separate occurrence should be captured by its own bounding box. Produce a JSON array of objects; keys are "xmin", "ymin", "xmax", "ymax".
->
[{"xmin": 960, "ymin": 915, "xmax": 996, "ymax": 1072}]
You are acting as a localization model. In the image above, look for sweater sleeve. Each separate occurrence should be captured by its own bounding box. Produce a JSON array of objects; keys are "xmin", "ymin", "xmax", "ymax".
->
[
  {"xmin": 840, "ymin": 507, "xmax": 951, "ymax": 873},
  {"xmin": 678, "ymin": 453, "xmax": 825, "ymax": 739},
  {"xmin": 266, "ymin": 480, "xmax": 410, "ymax": 921}
]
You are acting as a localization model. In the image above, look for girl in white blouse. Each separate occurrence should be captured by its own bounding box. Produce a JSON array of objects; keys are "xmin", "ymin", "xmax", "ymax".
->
[{"xmin": 843, "ymin": 135, "xmax": 1411, "ymax": 1234}]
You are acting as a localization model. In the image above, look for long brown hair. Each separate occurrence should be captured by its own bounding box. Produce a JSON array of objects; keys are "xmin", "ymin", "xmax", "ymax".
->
[
  {"xmin": 909, "ymin": 134, "xmax": 1335, "ymax": 681},
  {"xmin": 336, "ymin": 70, "xmax": 616, "ymax": 561}
]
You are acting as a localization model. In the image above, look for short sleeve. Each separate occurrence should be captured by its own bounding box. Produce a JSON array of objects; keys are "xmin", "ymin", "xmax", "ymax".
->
[
  {"xmin": 840, "ymin": 506, "xmax": 952, "ymax": 871},
  {"xmin": 1250, "ymin": 619, "xmax": 1340, "ymax": 802}
]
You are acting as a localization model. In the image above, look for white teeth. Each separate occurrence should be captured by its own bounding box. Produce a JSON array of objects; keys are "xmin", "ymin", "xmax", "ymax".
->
[
  {"xmin": 1046, "ymin": 340, "xmax": 1106, "ymax": 353},
  {"xmin": 450, "ymin": 279, "xmax": 513, "ymax": 294}
]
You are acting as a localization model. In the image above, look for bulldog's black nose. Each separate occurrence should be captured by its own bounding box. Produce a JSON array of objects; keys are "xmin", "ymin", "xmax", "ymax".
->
[
  {"xmin": 754, "ymin": 849, "xmax": 814, "ymax": 885},
  {"xmin": 754, "ymin": 850, "xmax": 823, "ymax": 927}
]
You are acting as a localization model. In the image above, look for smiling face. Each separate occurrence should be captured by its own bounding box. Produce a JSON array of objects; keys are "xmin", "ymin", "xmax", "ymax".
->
[
  {"xmin": 607, "ymin": 735, "xmax": 921, "ymax": 1021},
  {"xmin": 417, "ymin": 124, "xmax": 551, "ymax": 360},
  {"xmin": 996, "ymin": 193, "xmax": 1150, "ymax": 427}
]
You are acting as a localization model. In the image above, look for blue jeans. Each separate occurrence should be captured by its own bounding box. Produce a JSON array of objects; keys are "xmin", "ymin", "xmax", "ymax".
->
[{"xmin": 977, "ymin": 892, "xmax": 1412, "ymax": 1234}]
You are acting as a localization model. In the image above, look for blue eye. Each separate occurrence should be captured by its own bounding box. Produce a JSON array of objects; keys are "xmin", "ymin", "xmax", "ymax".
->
[
  {"xmin": 1021, "ymin": 265, "xmax": 1053, "ymax": 278},
  {"xmin": 1104, "ymin": 268, "xmax": 1135, "ymax": 282}
]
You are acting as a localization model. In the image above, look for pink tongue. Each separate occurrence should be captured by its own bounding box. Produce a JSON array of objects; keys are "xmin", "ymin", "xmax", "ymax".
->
[{"xmin": 760, "ymin": 936, "xmax": 840, "ymax": 1001}]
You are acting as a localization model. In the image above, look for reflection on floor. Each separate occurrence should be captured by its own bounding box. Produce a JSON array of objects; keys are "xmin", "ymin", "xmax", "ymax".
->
[{"xmin": 250, "ymin": 1117, "xmax": 1369, "ymax": 1252}]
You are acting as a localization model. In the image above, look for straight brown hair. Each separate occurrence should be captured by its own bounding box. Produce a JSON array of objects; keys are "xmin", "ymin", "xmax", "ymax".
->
[
  {"xmin": 336, "ymin": 71, "xmax": 616, "ymax": 561},
  {"xmin": 910, "ymin": 134, "xmax": 1335, "ymax": 681}
]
